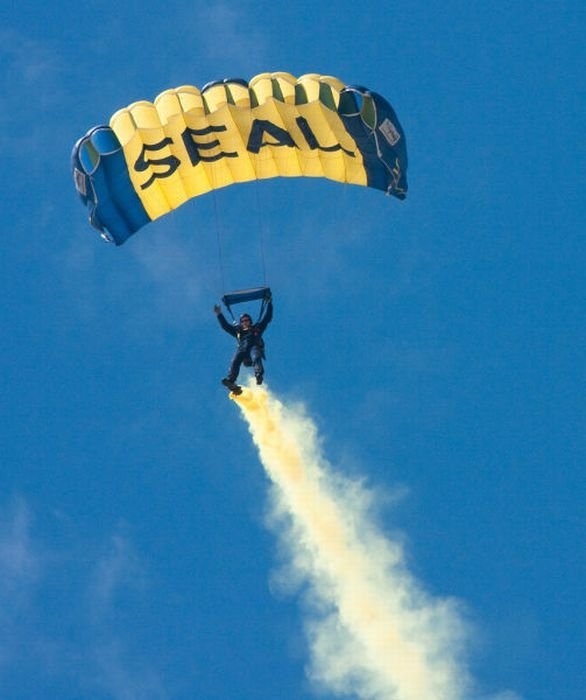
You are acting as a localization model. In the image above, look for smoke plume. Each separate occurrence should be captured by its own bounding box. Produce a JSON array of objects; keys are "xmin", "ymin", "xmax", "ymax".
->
[{"xmin": 231, "ymin": 386, "xmax": 471, "ymax": 700}]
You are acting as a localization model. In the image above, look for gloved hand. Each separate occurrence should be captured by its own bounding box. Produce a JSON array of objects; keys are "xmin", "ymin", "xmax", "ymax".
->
[{"xmin": 213, "ymin": 304, "xmax": 221, "ymax": 315}]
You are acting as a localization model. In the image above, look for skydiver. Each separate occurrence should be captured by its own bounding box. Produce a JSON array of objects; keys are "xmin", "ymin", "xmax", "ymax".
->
[{"xmin": 214, "ymin": 297, "xmax": 273, "ymax": 389}]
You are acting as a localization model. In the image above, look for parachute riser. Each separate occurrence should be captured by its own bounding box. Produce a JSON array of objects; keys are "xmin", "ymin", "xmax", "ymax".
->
[{"xmin": 221, "ymin": 286, "xmax": 271, "ymax": 323}]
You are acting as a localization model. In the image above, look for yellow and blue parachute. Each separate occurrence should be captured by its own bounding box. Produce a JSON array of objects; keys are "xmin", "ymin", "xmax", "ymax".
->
[{"xmin": 72, "ymin": 72, "xmax": 408, "ymax": 245}]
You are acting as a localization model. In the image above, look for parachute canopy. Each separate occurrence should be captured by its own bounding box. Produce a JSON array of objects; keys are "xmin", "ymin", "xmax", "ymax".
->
[{"xmin": 72, "ymin": 72, "xmax": 408, "ymax": 246}]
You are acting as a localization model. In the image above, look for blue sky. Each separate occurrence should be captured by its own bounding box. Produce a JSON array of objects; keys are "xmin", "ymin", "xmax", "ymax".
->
[{"xmin": 1, "ymin": 1, "xmax": 585, "ymax": 699}]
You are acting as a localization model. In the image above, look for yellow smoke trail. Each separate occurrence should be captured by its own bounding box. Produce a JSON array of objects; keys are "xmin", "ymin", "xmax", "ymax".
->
[{"xmin": 231, "ymin": 386, "xmax": 471, "ymax": 700}]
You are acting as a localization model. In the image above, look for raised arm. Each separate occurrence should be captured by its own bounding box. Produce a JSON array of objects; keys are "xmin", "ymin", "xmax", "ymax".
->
[
  {"xmin": 256, "ymin": 300, "xmax": 273, "ymax": 333},
  {"xmin": 214, "ymin": 305, "xmax": 238, "ymax": 337}
]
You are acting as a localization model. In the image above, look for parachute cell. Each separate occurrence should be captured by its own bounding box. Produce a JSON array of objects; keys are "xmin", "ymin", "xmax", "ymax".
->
[{"xmin": 72, "ymin": 72, "xmax": 408, "ymax": 245}]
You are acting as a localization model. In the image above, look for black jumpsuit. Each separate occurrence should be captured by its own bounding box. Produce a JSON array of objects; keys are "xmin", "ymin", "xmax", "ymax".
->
[{"xmin": 217, "ymin": 302, "xmax": 273, "ymax": 382}]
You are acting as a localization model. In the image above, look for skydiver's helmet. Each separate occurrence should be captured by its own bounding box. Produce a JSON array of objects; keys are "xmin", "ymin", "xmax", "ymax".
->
[{"xmin": 239, "ymin": 313, "xmax": 252, "ymax": 325}]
